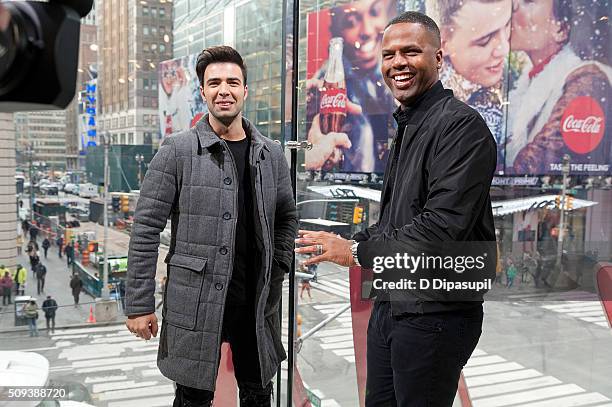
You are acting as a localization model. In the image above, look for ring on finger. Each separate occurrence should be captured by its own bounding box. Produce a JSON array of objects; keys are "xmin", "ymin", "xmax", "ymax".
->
[{"xmin": 315, "ymin": 244, "xmax": 323, "ymax": 256}]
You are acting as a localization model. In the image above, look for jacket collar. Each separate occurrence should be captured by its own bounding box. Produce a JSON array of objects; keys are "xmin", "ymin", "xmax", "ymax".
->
[
  {"xmin": 393, "ymin": 81, "xmax": 451, "ymax": 126},
  {"xmin": 194, "ymin": 113, "xmax": 270, "ymax": 152}
]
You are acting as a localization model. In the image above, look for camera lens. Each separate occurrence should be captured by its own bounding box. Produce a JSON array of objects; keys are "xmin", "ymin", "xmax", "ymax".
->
[{"xmin": 0, "ymin": 3, "xmax": 41, "ymax": 96}]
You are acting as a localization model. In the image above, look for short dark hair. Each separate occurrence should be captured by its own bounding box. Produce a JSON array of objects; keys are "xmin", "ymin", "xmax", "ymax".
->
[
  {"xmin": 385, "ymin": 11, "xmax": 441, "ymax": 47},
  {"xmin": 196, "ymin": 46, "xmax": 247, "ymax": 86}
]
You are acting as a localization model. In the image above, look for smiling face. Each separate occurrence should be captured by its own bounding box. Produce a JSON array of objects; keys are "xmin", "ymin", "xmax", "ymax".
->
[
  {"xmin": 199, "ymin": 62, "xmax": 248, "ymax": 127},
  {"xmin": 335, "ymin": 0, "xmax": 395, "ymax": 71},
  {"xmin": 381, "ymin": 22, "xmax": 442, "ymax": 107},
  {"xmin": 442, "ymin": 0, "xmax": 511, "ymax": 87}
]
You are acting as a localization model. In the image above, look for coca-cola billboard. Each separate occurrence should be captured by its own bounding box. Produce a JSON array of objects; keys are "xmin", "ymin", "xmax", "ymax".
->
[
  {"xmin": 305, "ymin": 0, "xmax": 398, "ymax": 174},
  {"xmin": 505, "ymin": 0, "xmax": 611, "ymax": 175}
]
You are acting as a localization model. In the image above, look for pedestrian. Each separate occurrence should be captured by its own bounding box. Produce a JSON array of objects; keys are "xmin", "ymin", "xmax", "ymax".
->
[
  {"xmin": 35, "ymin": 262, "xmax": 47, "ymax": 295},
  {"xmin": 295, "ymin": 12, "xmax": 497, "ymax": 406},
  {"xmin": 65, "ymin": 242, "xmax": 74, "ymax": 267},
  {"xmin": 70, "ymin": 273, "xmax": 83, "ymax": 306},
  {"xmin": 300, "ymin": 279, "xmax": 312, "ymax": 301},
  {"xmin": 56, "ymin": 235, "xmax": 64, "ymax": 259},
  {"xmin": 29, "ymin": 225, "xmax": 38, "ymax": 242},
  {"xmin": 506, "ymin": 258, "xmax": 517, "ymax": 288},
  {"xmin": 155, "ymin": 276, "xmax": 166, "ymax": 310},
  {"xmin": 30, "ymin": 252, "xmax": 40, "ymax": 277},
  {"xmin": 12, "ymin": 264, "xmax": 27, "ymax": 296},
  {"xmin": 42, "ymin": 238, "xmax": 50, "ymax": 259},
  {"xmin": 42, "ymin": 295, "xmax": 58, "ymax": 334},
  {"xmin": 125, "ymin": 45, "xmax": 297, "ymax": 406},
  {"xmin": 1, "ymin": 270, "xmax": 13, "ymax": 305},
  {"xmin": 16, "ymin": 235, "xmax": 23, "ymax": 256},
  {"xmin": 22, "ymin": 219, "xmax": 30, "ymax": 238},
  {"xmin": 24, "ymin": 299, "xmax": 39, "ymax": 337}
]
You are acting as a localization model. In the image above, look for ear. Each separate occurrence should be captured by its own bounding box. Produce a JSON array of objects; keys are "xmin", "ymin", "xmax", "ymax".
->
[
  {"xmin": 435, "ymin": 48, "xmax": 443, "ymax": 70},
  {"xmin": 553, "ymin": 21, "xmax": 569, "ymax": 44},
  {"xmin": 244, "ymin": 84, "xmax": 248, "ymax": 101},
  {"xmin": 199, "ymin": 86, "xmax": 206, "ymax": 101}
]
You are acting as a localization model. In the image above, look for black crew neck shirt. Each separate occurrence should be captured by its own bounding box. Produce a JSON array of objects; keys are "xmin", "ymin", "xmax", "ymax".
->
[{"xmin": 225, "ymin": 137, "xmax": 256, "ymax": 306}]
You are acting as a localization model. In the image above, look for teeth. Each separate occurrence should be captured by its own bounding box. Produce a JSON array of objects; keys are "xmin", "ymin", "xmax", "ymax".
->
[{"xmin": 394, "ymin": 74, "xmax": 413, "ymax": 81}]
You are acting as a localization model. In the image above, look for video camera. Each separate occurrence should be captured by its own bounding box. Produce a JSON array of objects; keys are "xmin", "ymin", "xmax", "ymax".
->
[{"xmin": 0, "ymin": 0, "xmax": 94, "ymax": 112}]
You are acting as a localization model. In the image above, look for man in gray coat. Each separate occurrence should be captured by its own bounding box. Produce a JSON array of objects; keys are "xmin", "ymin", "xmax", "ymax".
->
[{"xmin": 125, "ymin": 46, "xmax": 297, "ymax": 407}]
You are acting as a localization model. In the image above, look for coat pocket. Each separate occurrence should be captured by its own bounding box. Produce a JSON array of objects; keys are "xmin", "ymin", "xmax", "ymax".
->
[{"xmin": 164, "ymin": 253, "xmax": 207, "ymax": 330}]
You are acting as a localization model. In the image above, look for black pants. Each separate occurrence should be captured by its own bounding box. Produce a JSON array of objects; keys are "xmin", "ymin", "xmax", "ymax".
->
[
  {"xmin": 46, "ymin": 315, "xmax": 55, "ymax": 332},
  {"xmin": 365, "ymin": 301, "xmax": 483, "ymax": 407},
  {"xmin": 2, "ymin": 288, "xmax": 11, "ymax": 305},
  {"xmin": 37, "ymin": 278, "xmax": 45, "ymax": 295},
  {"xmin": 173, "ymin": 304, "xmax": 272, "ymax": 407}
]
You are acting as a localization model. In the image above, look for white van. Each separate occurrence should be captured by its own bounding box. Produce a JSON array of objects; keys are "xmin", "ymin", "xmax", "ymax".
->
[{"xmin": 78, "ymin": 184, "xmax": 98, "ymax": 199}]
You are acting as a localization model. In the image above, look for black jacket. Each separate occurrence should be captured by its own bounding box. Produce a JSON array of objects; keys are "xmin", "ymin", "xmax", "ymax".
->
[
  {"xmin": 42, "ymin": 298, "xmax": 58, "ymax": 317},
  {"xmin": 354, "ymin": 81, "xmax": 497, "ymax": 314}
]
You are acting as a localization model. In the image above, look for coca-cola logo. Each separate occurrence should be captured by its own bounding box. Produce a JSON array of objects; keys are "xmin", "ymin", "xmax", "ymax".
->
[
  {"xmin": 561, "ymin": 96, "xmax": 605, "ymax": 154},
  {"xmin": 320, "ymin": 89, "xmax": 347, "ymax": 113}
]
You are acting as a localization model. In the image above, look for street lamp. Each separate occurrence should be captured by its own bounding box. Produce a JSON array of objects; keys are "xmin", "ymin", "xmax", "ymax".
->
[
  {"xmin": 556, "ymin": 154, "xmax": 571, "ymax": 269},
  {"xmin": 101, "ymin": 132, "xmax": 111, "ymax": 300},
  {"xmin": 135, "ymin": 154, "xmax": 145, "ymax": 188}
]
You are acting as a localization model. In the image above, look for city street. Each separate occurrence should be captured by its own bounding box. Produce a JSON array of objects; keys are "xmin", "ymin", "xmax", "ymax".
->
[{"xmin": 2, "ymin": 255, "xmax": 612, "ymax": 406}]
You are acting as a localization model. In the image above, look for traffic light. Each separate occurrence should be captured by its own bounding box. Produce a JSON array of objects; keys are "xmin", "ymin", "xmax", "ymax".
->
[
  {"xmin": 111, "ymin": 196, "xmax": 120, "ymax": 212},
  {"xmin": 555, "ymin": 195, "xmax": 562, "ymax": 209},
  {"xmin": 566, "ymin": 196, "xmax": 574, "ymax": 210},
  {"xmin": 353, "ymin": 205, "xmax": 364, "ymax": 224},
  {"xmin": 120, "ymin": 195, "xmax": 129, "ymax": 213}
]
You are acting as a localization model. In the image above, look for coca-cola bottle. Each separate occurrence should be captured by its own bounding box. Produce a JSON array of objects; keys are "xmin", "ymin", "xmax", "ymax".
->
[{"xmin": 319, "ymin": 37, "xmax": 347, "ymax": 170}]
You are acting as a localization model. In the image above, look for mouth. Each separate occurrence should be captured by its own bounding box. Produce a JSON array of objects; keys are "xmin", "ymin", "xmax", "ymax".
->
[
  {"xmin": 486, "ymin": 60, "xmax": 504, "ymax": 73},
  {"xmin": 216, "ymin": 100, "xmax": 234, "ymax": 109},
  {"xmin": 391, "ymin": 72, "xmax": 416, "ymax": 89}
]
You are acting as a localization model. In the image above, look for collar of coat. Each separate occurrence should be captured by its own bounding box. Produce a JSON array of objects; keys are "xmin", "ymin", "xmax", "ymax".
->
[{"xmin": 194, "ymin": 113, "xmax": 271, "ymax": 154}]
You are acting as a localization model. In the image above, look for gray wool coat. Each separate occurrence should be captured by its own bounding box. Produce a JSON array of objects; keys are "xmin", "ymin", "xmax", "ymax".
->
[{"xmin": 125, "ymin": 115, "xmax": 298, "ymax": 391}]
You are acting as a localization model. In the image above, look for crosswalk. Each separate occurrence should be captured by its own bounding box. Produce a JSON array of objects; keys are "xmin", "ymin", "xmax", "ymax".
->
[
  {"xmin": 311, "ymin": 302, "xmax": 355, "ymax": 364},
  {"xmin": 464, "ymin": 349, "xmax": 612, "ymax": 407},
  {"xmin": 48, "ymin": 324, "xmax": 174, "ymax": 406},
  {"xmin": 509, "ymin": 291, "xmax": 610, "ymax": 329}
]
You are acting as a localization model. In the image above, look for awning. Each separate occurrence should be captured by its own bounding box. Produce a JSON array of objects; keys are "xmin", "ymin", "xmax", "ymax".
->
[
  {"xmin": 491, "ymin": 194, "xmax": 598, "ymax": 217},
  {"xmin": 307, "ymin": 185, "xmax": 382, "ymax": 202}
]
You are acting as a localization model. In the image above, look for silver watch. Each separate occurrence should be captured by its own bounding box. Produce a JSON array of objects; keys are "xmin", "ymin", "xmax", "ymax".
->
[{"xmin": 350, "ymin": 240, "xmax": 361, "ymax": 267}]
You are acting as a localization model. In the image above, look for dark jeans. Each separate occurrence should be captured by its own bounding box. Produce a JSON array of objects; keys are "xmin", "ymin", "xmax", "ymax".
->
[
  {"xmin": 37, "ymin": 278, "xmax": 45, "ymax": 295},
  {"xmin": 173, "ymin": 304, "xmax": 272, "ymax": 407},
  {"xmin": 365, "ymin": 301, "xmax": 483, "ymax": 407},
  {"xmin": 2, "ymin": 288, "xmax": 11, "ymax": 305},
  {"xmin": 46, "ymin": 315, "xmax": 55, "ymax": 332}
]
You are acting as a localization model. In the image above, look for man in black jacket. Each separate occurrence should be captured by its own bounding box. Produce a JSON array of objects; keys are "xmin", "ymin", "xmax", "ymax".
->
[
  {"xmin": 42, "ymin": 295, "xmax": 58, "ymax": 334},
  {"xmin": 296, "ymin": 11, "xmax": 497, "ymax": 406}
]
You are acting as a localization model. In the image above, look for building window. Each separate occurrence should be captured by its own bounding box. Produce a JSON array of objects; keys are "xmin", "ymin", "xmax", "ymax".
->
[
  {"xmin": 159, "ymin": 8, "xmax": 165, "ymax": 18},
  {"xmin": 143, "ymin": 78, "xmax": 149, "ymax": 90},
  {"xmin": 151, "ymin": 8, "xmax": 157, "ymax": 18},
  {"xmin": 143, "ymin": 6, "xmax": 149, "ymax": 16},
  {"xmin": 151, "ymin": 27, "xmax": 157, "ymax": 36},
  {"xmin": 159, "ymin": 44, "xmax": 166, "ymax": 53},
  {"xmin": 143, "ymin": 25, "xmax": 149, "ymax": 36}
]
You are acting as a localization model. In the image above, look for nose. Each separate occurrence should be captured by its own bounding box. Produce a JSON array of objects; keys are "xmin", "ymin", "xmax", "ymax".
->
[
  {"xmin": 218, "ymin": 81, "xmax": 230, "ymax": 96},
  {"xmin": 361, "ymin": 16, "xmax": 378, "ymax": 40},
  {"xmin": 391, "ymin": 52, "xmax": 408, "ymax": 69},
  {"xmin": 492, "ymin": 32, "xmax": 510, "ymax": 58}
]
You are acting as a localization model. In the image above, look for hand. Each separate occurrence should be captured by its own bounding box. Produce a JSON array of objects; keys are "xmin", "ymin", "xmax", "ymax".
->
[
  {"xmin": 0, "ymin": 4, "xmax": 10, "ymax": 31},
  {"xmin": 126, "ymin": 313, "xmax": 158, "ymax": 340},
  {"xmin": 305, "ymin": 115, "xmax": 352, "ymax": 170},
  {"xmin": 295, "ymin": 230, "xmax": 355, "ymax": 267}
]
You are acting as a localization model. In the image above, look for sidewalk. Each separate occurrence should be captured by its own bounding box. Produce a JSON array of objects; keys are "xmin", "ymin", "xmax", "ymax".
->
[{"xmin": 0, "ymin": 223, "xmax": 168, "ymax": 333}]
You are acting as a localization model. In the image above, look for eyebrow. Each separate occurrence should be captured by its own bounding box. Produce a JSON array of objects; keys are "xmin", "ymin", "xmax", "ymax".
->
[
  {"xmin": 206, "ymin": 76, "xmax": 242, "ymax": 83},
  {"xmin": 381, "ymin": 44, "xmax": 422, "ymax": 54},
  {"xmin": 472, "ymin": 16, "xmax": 511, "ymax": 44}
]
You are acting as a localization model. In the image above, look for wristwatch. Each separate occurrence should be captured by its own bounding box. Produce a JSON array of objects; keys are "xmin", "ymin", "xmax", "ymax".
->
[{"xmin": 350, "ymin": 240, "xmax": 361, "ymax": 267}]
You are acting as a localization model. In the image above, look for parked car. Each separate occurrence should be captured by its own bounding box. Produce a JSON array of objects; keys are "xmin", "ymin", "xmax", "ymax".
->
[{"xmin": 78, "ymin": 184, "xmax": 98, "ymax": 199}]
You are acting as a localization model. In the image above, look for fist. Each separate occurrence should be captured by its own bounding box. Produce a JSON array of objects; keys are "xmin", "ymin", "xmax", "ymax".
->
[{"xmin": 126, "ymin": 313, "xmax": 158, "ymax": 340}]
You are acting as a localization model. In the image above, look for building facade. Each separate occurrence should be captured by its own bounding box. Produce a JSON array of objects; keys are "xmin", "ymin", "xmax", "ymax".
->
[
  {"xmin": 98, "ymin": 0, "xmax": 173, "ymax": 147},
  {"xmin": 14, "ymin": 111, "xmax": 69, "ymax": 172}
]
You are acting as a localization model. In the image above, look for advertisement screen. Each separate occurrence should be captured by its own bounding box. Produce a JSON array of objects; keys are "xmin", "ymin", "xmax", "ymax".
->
[
  {"xmin": 305, "ymin": 0, "xmax": 398, "ymax": 174},
  {"xmin": 158, "ymin": 54, "xmax": 208, "ymax": 138},
  {"xmin": 505, "ymin": 0, "xmax": 611, "ymax": 175}
]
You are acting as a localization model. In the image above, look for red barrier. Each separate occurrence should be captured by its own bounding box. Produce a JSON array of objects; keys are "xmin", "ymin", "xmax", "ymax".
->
[
  {"xmin": 596, "ymin": 262, "xmax": 612, "ymax": 328},
  {"xmin": 213, "ymin": 343, "xmax": 238, "ymax": 406}
]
